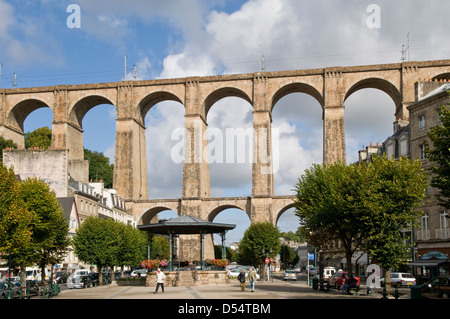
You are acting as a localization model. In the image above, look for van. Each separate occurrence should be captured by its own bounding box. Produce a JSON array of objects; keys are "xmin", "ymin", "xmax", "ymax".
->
[
  {"xmin": 323, "ymin": 267, "xmax": 336, "ymax": 279},
  {"xmin": 25, "ymin": 267, "xmax": 48, "ymax": 282}
]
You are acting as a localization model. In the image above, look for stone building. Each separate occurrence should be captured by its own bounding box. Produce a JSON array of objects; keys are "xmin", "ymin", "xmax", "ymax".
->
[{"xmin": 407, "ymin": 81, "xmax": 449, "ymax": 277}]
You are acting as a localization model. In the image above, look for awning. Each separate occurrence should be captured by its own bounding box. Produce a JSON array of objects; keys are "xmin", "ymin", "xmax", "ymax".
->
[{"xmin": 407, "ymin": 259, "xmax": 449, "ymax": 267}]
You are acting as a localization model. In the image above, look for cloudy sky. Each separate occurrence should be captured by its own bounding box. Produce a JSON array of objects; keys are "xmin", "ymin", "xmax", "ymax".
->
[{"xmin": 1, "ymin": 0, "xmax": 449, "ymax": 244}]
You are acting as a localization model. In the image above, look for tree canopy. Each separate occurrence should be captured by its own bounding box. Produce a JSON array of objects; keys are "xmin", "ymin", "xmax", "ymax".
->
[
  {"xmin": 18, "ymin": 177, "xmax": 70, "ymax": 286},
  {"xmin": 294, "ymin": 155, "xmax": 428, "ymax": 272},
  {"xmin": 25, "ymin": 126, "xmax": 52, "ymax": 149},
  {"xmin": 84, "ymin": 149, "xmax": 114, "ymax": 188},
  {"xmin": 237, "ymin": 221, "xmax": 280, "ymax": 269},
  {"xmin": 426, "ymin": 103, "xmax": 450, "ymax": 209},
  {"xmin": 0, "ymin": 136, "xmax": 17, "ymax": 165}
]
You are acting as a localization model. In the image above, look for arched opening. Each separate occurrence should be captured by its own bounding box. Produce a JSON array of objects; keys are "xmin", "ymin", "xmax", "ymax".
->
[
  {"xmin": 7, "ymin": 99, "xmax": 53, "ymax": 147},
  {"xmin": 23, "ymin": 107, "xmax": 53, "ymax": 148},
  {"xmin": 70, "ymin": 96, "xmax": 116, "ymax": 186},
  {"xmin": 271, "ymin": 86, "xmax": 323, "ymax": 195},
  {"xmin": 210, "ymin": 207, "xmax": 250, "ymax": 254},
  {"xmin": 206, "ymin": 95, "xmax": 253, "ymax": 197},
  {"xmin": 139, "ymin": 207, "xmax": 179, "ymax": 226},
  {"xmin": 143, "ymin": 98, "xmax": 185, "ymax": 199},
  {"xmin": 344, "ymin": 87, "xmax": 396, "ymax": 164}
]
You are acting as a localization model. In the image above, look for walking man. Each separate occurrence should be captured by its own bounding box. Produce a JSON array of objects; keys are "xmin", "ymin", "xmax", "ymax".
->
[
  {"xmin": 237, "ymin": 269, "xmax": 246, "ymax": 292},
  {"xmin": 154, "ymin": 268, "xmax": 165, "ymax": 294},
  {"xmin": 249, "ymin": 268, "xmax": 257, "ymax": 292}
]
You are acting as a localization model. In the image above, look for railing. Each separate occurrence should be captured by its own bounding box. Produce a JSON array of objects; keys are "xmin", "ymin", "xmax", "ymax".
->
[
  {"xmin": 415, "ymin": 229, "xmax": 430, "ymax": 240},
  {"xmin": 435, "ymin": 228, "xmax": 450, "ymax": 239}
]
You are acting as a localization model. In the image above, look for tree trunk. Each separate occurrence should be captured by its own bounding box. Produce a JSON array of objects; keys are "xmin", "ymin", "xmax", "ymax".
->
[{"xmin": 98, "ymin": 265, "xmax": 103, "ymax": 286}]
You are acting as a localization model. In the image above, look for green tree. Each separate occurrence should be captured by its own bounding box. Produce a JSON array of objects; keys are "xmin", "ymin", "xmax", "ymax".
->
[
  {"xmin": 0, "ymin": 165, "xmax": 34, "ymax": 275},
  {"xmin": 280, "ymin": 244, "xmax": 297, "ymax": 268},
  {"xmin": 237, "ymin": 222, "xmax": 280, "ymax": 272},
  {"xmin": 18, "ymin": 177, "xmax": 70, "ymax": 288},
  {"xmin": 25, "ymin": 127, "xmax": 52, "ymax": 149},
  {"xmin": 0, "ymin": 136, "xmax": 17, "ymax": 165},
  {"xmin": 84, "ymin": 149, "xmax": 114, "ymax": 188},
  {"xmin": 363, "ymin": 156, "xmax": 428, "ymax": 276},
  {"xmin": 294, "ymin": 156, "xmax": 428, "ymax": 277},
  {"xmin": 72, "ymin": 217, "xmax": 121, "ymax": 285},
  {"xmin": 151, "ymin": 235, "xmax": 170, "ymax": 259},
  {"xmin": 116, "ymin": 223, "xmax": 147, "ymax": 277},
  {"xmin": 294, "ymin": 161, "xmax": 370, "ymax": 274},
  {"xmin": 426, "ymin": 103, "xmax": 450, "ymax": 209}
]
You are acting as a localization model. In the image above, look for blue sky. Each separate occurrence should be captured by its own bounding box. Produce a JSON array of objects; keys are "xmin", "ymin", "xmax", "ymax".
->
[{"xmin": 1, "ymin": 0, "xmax": 449, "ymax": 244}]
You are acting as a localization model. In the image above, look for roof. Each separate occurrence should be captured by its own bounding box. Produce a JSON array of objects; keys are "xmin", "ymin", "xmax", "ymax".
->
[
  {"xmin": 407, "ymin": 259, "xmax": 449, "ymax": 267},
  {"xmin": 137, "ymin": 215, "xmax": 236, "ymax": 235},
  {"xmin": 57, "ymin": 197, "xmax": 76, "ymax": 221}
]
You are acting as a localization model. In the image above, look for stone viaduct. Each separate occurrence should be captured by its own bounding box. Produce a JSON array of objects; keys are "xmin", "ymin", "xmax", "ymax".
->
[{"xmin": 1, "ymin": 59, "xmax": 450, "ymax": 231}]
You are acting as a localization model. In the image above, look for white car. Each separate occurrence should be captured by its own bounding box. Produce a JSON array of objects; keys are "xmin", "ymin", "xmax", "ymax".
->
[
  {"xmin": 66, "ymin": 269, "xmax": 90, "ymax": 289},
  {"xmin": 228, "ymin": 266, "xmax": 260, "ymax": 280},
  {"xmin": 380, "ymin": 272, "xmax": 416, "ymax": 287},
  {"xmin": 130, "ymin": 269, "xmax": 147, "ymax": 278}
]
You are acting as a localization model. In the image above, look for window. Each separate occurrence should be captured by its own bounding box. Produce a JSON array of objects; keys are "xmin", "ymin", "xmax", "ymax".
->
[
  {"xmin": 419, "ymin": 115, "xmax": 426, "ymax": 130},
  {"xmin": 399, "ymin": 139, "xmax": 408, "ymax": 157},
  {"xmin": 419, "ymin": 144, "xmax": 426, "ymax": 160},
  {"xmin": 440, "ymin": 211, "xmax": 448, "ymax": 229},
  {"xmin": 421, "ymin": 213, "xmax": 429, "ymax": 230}
]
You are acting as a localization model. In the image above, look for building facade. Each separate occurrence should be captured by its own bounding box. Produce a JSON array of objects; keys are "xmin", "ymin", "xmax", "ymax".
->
[{"xmin": 408, "ymin": 82, "xmax": 450, "ymax": 274}]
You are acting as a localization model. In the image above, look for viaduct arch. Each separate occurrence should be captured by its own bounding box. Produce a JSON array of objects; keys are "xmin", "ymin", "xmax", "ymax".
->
[{"xmin": 2, "ymin": 59, "xmax": 450, "ymax": 230}]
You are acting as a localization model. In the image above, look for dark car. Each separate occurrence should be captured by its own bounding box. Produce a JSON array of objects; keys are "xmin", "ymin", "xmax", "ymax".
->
[
  {"xmin": 0, "ymin": 281, "xmax": 21, "ymax": 299},
  {"xmin": 421, "ymin": 275, "xmax": 450, "ymax": 299},
  {"xmin": 81, "ymin": 272, "xmax": 100, "ymax": 288},
  {"xmin": 55, "ymin": 271, "xmax": 70, "ymax": 284}
]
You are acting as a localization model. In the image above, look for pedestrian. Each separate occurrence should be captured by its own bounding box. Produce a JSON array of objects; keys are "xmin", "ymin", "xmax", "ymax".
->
[
  {"xmin": 237, "ymin": 269, "xmax": 246, "ymax": 292},
  {"xmin": 154, "ymin": 268, "xmax": 165, "ymax": 294},
  {"xmin": 248, "ymin": 268, "xmax": 257, "ymax": 292},
  {"xmin": 340, "ymin": 275, "xmax": 347, "ymax": 293},
  {"xmin": 344, "ymin": 274, "xmax": 357, "ymax": 295}
]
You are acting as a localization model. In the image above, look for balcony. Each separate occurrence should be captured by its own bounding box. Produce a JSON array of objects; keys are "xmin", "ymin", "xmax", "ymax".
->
[
  {"xmin": 435, "ymin": 228, "xmax": 450, "ymax": 240},
  {"xmin": 415, "ymin": 229, "xmax": 430, "ymax": 241}
]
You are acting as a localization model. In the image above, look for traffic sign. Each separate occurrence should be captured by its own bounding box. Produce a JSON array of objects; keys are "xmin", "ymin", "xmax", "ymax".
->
[
  {"xmin": 265, "ymin": 258, "xmax": 269, "ymax": 264},
  {"xmin": 308, "ymin": 253, "xmax": 314, "ymax": 260}
]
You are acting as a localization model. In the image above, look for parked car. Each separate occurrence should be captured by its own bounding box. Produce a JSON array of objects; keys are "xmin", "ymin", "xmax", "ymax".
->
[
  {"xmin": 55, "ymin": 271, "xmax": 70, "ymax": 284},
  {"xmin": 67, "ymin": 269, "xmax": 90, "ymax": 289},
  {"xmin": 283, "ymin": 269, "xmax": 298, "ymax": 281},
  {"xmin": 130, "ymin": 269, "xmax": 148, "ymax": 278},
  {"xmin": 380, "ymin": 272, "xmax": 416, "ymax": 287},
  {"xmin": 0, "ymin": 281, "xmax": 21, "ymax": 299},
  {"xmin": 328, "ymin": 271, "xmax": 360, "ymax": 289},
  {"xmin": 420, "ymin": 275, "xmax": 450, "ymax": 299},
  {"xmin": 228, "ymin": 266, "xmax": 260, "ymax": 280},
  {"xmin": 82, "ymin": 272, "xmax": 99, "ymax": 288}
]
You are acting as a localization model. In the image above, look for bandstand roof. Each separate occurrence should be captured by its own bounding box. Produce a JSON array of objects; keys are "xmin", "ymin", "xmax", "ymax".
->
[{"xmin": 137, "ymin": 215, "xmax": 236, "ymax": 235}]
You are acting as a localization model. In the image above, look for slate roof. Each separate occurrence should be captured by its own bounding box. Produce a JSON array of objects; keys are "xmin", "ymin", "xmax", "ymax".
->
[{"xmin": 137, "ymin": 215, "xmax": 236, "ymax": 235}]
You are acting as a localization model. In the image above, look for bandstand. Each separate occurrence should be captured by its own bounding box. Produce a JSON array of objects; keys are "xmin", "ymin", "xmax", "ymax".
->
[{"xmin": 137, "ymin": 215, "xmax": 236, "ymax": 287}]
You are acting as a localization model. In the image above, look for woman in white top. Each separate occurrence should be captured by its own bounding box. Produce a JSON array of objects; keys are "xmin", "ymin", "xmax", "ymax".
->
[{"xmin": 154, "ymin": 268, "xmax": 166, "ymax": 293}]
